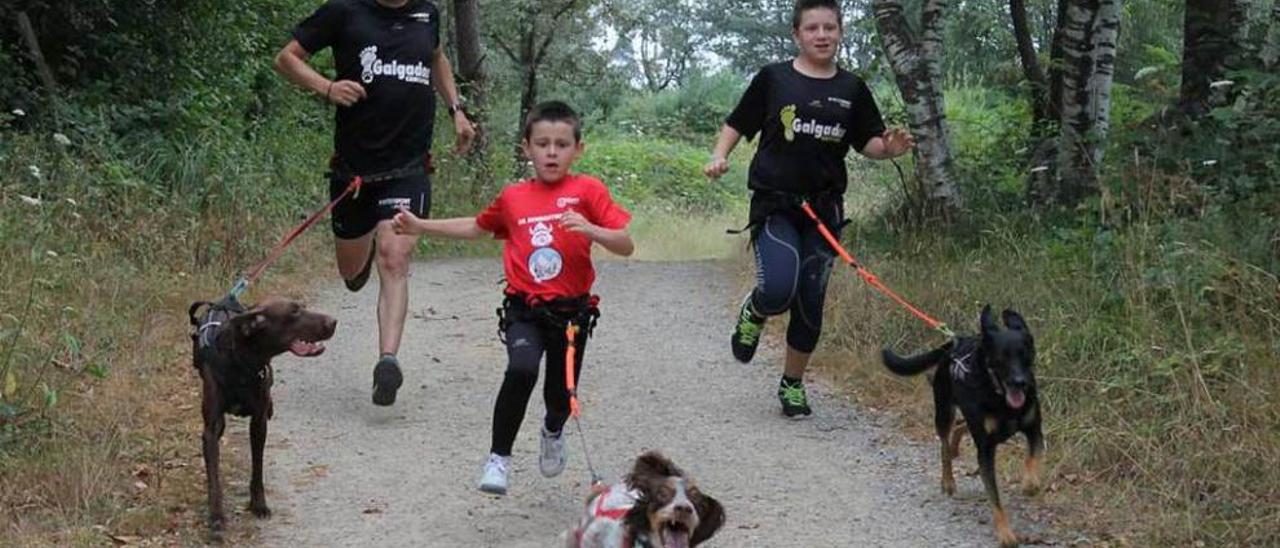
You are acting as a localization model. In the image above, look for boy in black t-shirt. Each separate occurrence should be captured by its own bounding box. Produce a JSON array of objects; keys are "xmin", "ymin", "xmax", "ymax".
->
[
  {"xmin": 274, "ymin": 0, "xmax": 475, "ymax": 406},
  {"xmin": 705, "ymin": 0, "xmax": 913, "ymax": 418}
]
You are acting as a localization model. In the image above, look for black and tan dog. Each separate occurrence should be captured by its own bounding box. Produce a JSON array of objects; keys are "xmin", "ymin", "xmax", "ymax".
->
[
  {"xmin": 189, "ymin": 296, "xmax": 336, "ymax": 534},
  {"xmin": 882, "ymin": 306, "xmax": 1043, "ymax": 547}
]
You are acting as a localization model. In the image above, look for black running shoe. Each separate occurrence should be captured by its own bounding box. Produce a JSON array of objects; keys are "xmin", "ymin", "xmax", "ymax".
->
[
  {"xmin": 730, "ymin": 294, "xmax": 767, "ymax": 363},
  {"xmin": 344, "ymin": 243, "xmax": 376, "ymax": 292},
  {"xmin": 778, "ymin": 380, "xmax": 813, "ymax": 418},
  {"xmin": 372, "ymin": 354, "xmax": 403, "ymax": 406}
]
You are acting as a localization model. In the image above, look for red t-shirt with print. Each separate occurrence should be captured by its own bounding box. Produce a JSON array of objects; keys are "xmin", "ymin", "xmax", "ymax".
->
[{"xmin": 475, "ymin": 174, "xmax": 631, "ymax": 302}]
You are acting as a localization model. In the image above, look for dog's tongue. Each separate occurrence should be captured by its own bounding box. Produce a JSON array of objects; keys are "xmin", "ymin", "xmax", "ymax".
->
[
  {"xmin": 289, "ymin": 340, "xmax": 325, "ymax": 357},
  {"xmin": 664, "ymin": 528, "xmax": 690, "ymax": 548},
  {"xmin": 1006, "ymin": 389, "xmax": 1026, "ymax": 410}
]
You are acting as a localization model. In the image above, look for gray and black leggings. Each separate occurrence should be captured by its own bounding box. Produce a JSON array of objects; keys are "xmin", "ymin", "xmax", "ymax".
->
[
  {"xmin": 490, "ymin": 300, "xmax": 588, "ymax": 457},
  {"xmin": 749, "ymin": 202, "xmax": 843, "ymax": 354}
]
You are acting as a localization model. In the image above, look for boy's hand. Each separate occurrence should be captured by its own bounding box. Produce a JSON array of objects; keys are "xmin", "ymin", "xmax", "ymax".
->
[
  {"xmin": 559, "ymin": 209, "xmax": 597, "ymax": 239},
  {"xmin": 391, "ymin": 209, "xmax": 424, "ymax": 236},
  {"xmin": 704, "ymin": 155, "xmax": 730, "ymax": 180},
  {"xmin": 883, "ymin": 128, "xmax": 915, "ymax": 157}
]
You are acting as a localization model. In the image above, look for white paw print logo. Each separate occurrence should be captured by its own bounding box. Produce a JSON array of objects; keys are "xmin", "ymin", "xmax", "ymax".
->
[{"xmin": 359, "ymin": 46, "xmax": 379, "ymax": 83}]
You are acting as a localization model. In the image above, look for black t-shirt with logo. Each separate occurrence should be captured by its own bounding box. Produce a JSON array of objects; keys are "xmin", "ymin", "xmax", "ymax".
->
[
  {"xmin": 726, "ymin": 62, "xmax": 886, "ymax": 196},
  {"xmin": 293, "ymin": 0, "xmax": 440, "ymax": 174}
]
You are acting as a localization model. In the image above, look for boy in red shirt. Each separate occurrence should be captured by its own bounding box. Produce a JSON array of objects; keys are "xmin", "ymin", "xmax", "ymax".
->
[{"xmin": 392, "ymin": 101, "xmax": 634, "ymax": 495}]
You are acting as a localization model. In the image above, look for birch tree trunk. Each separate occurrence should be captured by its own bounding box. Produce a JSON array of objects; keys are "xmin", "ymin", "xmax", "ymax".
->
[
  {"xmin": 1051, "ymin": 0, "xmax": 1120, "ymax": 205},
  {"xmin": 873, "ymin": 0, "xmax": 960, "ymax": 215}
]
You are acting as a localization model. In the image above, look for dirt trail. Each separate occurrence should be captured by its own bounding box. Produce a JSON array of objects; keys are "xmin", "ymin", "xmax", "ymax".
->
[{"xmin": 257, "ymin": 259, "xmax": 1046, "ymax": 547}]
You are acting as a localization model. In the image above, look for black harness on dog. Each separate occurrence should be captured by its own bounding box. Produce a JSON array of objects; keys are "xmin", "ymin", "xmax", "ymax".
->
[
  {"xmin": 189, "ymin": 295, "xmax": 246, "ymax": 368},
  {"xmin": 496, "ymin": 293, "xmax": 601, "ymax": 343},
  {"xmin": 949, "ymin": 336, "xmax": 1008, "ymax": 396}
]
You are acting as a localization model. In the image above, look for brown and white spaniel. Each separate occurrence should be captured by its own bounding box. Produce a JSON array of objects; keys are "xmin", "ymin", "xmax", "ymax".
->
[{"xmin": 567, "ymin": 451, "xmax": 725, "ymax": 548}]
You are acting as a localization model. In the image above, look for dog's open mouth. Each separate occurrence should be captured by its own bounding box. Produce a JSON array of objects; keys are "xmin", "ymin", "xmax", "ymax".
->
[
  {"xmin": 1006, "ymin": 388, "xmax": 1026, "ymax": 410},
  {"xmin": 660, "ymin": 520, "xmax": 691, "ymax": 548},
  {"xmin": 289, "ymin": 339, "xmax": 326, "ymax": 357}
]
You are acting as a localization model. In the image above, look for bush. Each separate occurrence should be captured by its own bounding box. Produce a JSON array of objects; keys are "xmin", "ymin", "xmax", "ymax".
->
[
  {"xmin": 607, "ymin": 71, "xmax": 747, "ymax": 143},
  {"xmin": 574, "ymin": 133, "xmax": 745, "ymax": 214}
]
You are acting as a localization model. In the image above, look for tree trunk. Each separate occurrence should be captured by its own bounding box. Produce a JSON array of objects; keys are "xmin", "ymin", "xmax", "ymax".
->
[
  {"xmin": 1010, "ymin": 0, "xmax": 1050, "ymax": 126},
  {"xmin": 490, "ymin": 0, "xmax": 580, "ymax": 169},
  {"xmin": 1264, "ymin": 2, "xmax": 1280, "ymax": 69},
  {"xmin": 452, "ymin": 0, "xmax": 488, "ymax": 156},
  {"xmin": 1179, "ymin": 0, "xmax": 1237, "ymax": 114},
  {"xmin": 16, "ymin": 11, "xmax": 57, "ymax": 94},
  {"xmin": 873, "ymin": 0, "xmax": 960, "ymax": 215},
  {"xmin": 1016, "ymin": 0, "xmax": 1064, "ymax": 202},
  {"xmin": 1053, "ymin": 0, "xmax": 1120, "ymax": 205}
]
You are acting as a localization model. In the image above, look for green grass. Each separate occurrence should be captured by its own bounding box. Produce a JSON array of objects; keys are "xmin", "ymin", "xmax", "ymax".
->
[
  {"xmin": 624, "ymin": 205, "xmax": 749, "ymax": 261},
  {"xmin": 0, "ymin": 115, "xmax": 338, "ymax": 544}
]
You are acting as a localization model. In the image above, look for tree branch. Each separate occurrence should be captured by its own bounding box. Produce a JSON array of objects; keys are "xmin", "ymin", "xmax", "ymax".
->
[{"xmin": 491, "ymin": 33, "xmax": 521, "ymax": 64}]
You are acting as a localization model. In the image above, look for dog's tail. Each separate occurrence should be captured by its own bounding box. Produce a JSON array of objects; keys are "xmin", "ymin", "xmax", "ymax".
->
[{"xmin": 881, "ymin": 345, "xmax": 949, "ymax": 376}]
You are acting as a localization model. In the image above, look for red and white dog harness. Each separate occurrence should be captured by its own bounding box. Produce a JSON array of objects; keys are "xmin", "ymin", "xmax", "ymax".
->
[{"xmin": 571, "ymin": 484, "xmax": 654, "ymax": 548}]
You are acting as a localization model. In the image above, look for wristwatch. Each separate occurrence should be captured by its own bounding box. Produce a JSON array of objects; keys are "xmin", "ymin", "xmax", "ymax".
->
[{"xmin": 447, "ymin": 102, "xmax": 465, "ymax": 118}]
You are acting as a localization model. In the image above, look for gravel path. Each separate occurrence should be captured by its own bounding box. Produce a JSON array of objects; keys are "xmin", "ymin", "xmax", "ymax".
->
[{"xmin": 258, "ymin": 259, "xmax": 1046, "ymax": 547}]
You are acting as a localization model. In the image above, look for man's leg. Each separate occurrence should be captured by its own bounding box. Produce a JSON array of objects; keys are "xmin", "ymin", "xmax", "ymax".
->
[
  {"xmin": 369, "ymin": 220, "xmax": 416, "ymax": 406},
  {"xmin": 328, "ymin": 168, "xmax": 378, "ymax": 289},
  {"xmin": 366, "ymin": 171, "xmax": 431, "ymax": 406},
  {"xmin": 335, "ymin": 233, "xmax": 376, "ymax": 282},
  {"xmin": 374, "ymin": 219, "xmax": 417, "ymax": 356}
]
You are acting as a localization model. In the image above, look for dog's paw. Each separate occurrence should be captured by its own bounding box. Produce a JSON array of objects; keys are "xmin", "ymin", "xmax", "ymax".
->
[
  {"xmin": 995, "ymin": 520, "xmax": 1019, "ymax": 547},
  {"xmin": 208, "ymin": 515, "xmax": 227, "ymax": 543},
  {"xmin": 998, "ymin": 530, "xmax": 1020, "ymax": 548},
  {"xmin": 941, "ymin": 477, "xmax": 956, "ymax": 497},
  {"xmin": 1022, "ymin": 478, "xmax": 1042, "ymax": 497},
  {"xmin": 250, "ymin": 502, "xmax": 272, "ymax": 518}
]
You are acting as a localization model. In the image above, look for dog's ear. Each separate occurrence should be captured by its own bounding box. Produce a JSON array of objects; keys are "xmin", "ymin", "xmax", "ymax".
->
[
  {"xmin": 690, "ymin": 490, "xmax": 725, "ymax": 546},
  {"xmin": 1002, "ymin": 309, "xmax": 1029, "ymax": 332},
  {"xmin": 980, "ymin": 304, "xmax": 999, "ymax": 338},
  {"xmin": 632, "ymin": 451, "xmax": 679, "ymax": 479}
]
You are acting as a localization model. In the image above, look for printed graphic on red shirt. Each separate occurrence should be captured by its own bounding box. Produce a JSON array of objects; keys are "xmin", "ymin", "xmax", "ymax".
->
[{"xmin": 475, "ymin": 174, "xmax": 630, "ymax": 301}]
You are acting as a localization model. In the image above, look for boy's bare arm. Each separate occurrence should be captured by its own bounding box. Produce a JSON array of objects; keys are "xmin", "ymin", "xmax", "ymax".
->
[
  {"xmin": 392, "ymin": 211, "xmax": 487, "ymax": 240},
  {"xmin": 704, "ymin": 124, "xmax": 742, "ymax": 179},
  {"xmin": 588, "ymin": 227, "xmax": 635, "ymax": 257},
  {"xmin": 560, "ymin": 210, "xmax": 634, "ymax": 257}
]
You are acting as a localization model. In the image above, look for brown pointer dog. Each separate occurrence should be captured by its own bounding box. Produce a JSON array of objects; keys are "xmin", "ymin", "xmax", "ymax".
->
[{"xmin": 189, "ymin": 296, "xmax": 335, "ymax": 535}]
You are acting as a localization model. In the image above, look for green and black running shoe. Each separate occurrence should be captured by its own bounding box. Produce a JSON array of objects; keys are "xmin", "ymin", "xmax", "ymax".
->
[
  {"xmin": 730, "ymin": 294, "xmax": 766, "ymax": 363},
  {"xmin": 778, "ymin": 380, "xmax": 813, "ymax": 418}
]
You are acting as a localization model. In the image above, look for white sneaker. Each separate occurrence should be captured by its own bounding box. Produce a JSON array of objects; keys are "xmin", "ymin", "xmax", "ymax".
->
[
  {"xmin": 539, "ymin": 427, "xmax": 566, "ymax": 478},
  {"xmin": 478, "ymin": 453, "xmax": 509, "ymax": 495}
]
